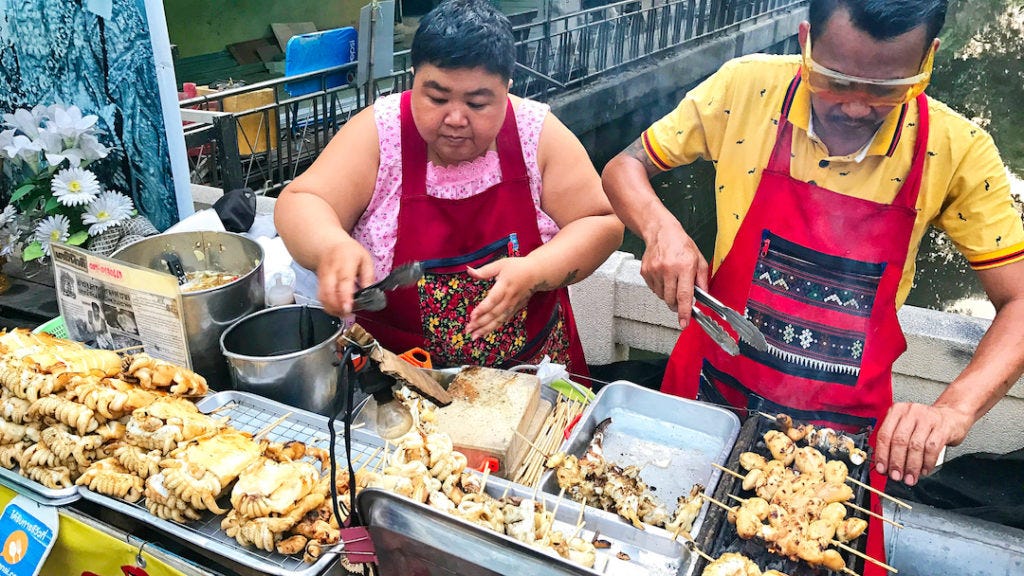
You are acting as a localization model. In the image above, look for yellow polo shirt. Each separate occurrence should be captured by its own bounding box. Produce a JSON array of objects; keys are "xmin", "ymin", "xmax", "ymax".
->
[{"xmin": 642, "ymin": 54, "xmax": 1024, "ymax": 306}]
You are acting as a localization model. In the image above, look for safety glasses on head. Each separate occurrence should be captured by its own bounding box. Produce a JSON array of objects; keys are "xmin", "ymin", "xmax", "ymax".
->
[{"xmin": 801, "ymin": 34, "xmax": 934, "ymax": 107}]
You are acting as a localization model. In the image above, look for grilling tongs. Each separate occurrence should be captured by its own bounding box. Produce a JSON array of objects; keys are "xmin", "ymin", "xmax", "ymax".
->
[
  {"xmin": 351, "ymin": 261, "xmax": 425, "ymax": 312},
  {"xmin": 691, "ymin": 286, "xmax": 768, "ymax": 356}
]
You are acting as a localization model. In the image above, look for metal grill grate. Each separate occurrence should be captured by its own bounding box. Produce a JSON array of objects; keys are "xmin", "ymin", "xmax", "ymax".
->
[{"xmin": 78, "ymin": 390, "xmax": 386, "ymax": 576}]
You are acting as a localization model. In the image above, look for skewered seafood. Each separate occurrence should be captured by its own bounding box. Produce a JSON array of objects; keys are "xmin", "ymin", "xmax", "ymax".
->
[
  {"xmin": 772, "ymin": 414, "xmax": 867, "ymax": 466},
  {"xmin": 76, "ymin": 457, "xmax": 145, "ymax": 502},
  {"xmin": 22, "ymin": 348, "xmax": 122, "ymax": 377},
  {"xmin": 546, "ymin": 417, "xmax": 705, "ymax": 533},
  {"xmin": 0, "ymin": 395, "xmax": 31, "ymax": 424},
  {"xmin": 0, "ymin": 365, "xmax": 70, "ymax": 402},
  {"xmin": 28, "ymin": 396, "xmax": 101, "ymax": 435},
  {"xmin": 160, "ymin": 429, "xmax": 263, "ymax": 513},
  {"xmin": 21, "ymin": 464, "xmax": 73, "ymax": 489},
  {"xmin": 66, "ymin": 375, "xmax": 162, "ymax": 419},
  {"xmin": 0, "ymin": 419, "xmax": 39, "ymax": 444},
  {"xmin": 115, "ymin": 445, "xmax": 163, "ymax": 479},
  {"xmin": 123, "ymin": 354, "xmax": 208, "ymax": 396},
  {"xmin": 230, "ymin": 458, "xmax": 320, "ymax": 519},
  {"xmin": 126, "ymin": 396, "xmax": 222, "ymax": 453},
  {"xmin": 40, "ymin": 426, "xmax": 105, "ymax": 468},
  {"xmin": 0, "ymin": 329, "xmax": 84, "ymax": 357}
]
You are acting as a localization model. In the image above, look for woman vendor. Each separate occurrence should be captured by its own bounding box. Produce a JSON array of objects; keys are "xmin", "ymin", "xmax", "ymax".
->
[{"xmin": 275, "ymin": 0, "xmax": 623, "ymax": 374}]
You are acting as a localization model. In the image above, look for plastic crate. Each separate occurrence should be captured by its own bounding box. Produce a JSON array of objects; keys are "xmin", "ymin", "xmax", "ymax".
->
[{"xmin": 33, "ymin": 316, "xmax": 68, "ymax": 338}]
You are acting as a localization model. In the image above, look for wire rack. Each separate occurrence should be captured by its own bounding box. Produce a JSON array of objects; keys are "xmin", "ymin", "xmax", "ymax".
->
[{"xmin": 78, "ymin": 390, "xmax": 386, "ymax": 576}]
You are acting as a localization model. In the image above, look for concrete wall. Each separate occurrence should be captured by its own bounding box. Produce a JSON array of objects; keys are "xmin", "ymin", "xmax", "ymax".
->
[
  {"xmin": 164, "ymin": 0, "xmax": 365, "ymax": 58},
  {"xmin": 570, "ymin": 252, "xmax": 1024, "ymax": 458},
  {"xmin": 550, "ymin": 6, "xmax": 808, "ymax": 137}
]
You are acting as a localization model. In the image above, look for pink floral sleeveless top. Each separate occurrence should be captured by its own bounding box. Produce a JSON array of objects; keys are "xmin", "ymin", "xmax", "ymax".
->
[{"xmin": 352, "ymin": 93, "xmax": 560, "ymax": 279}]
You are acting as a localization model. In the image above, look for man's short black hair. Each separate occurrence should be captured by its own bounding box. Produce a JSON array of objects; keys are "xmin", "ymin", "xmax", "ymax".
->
[
  {"xmin": 809, "ymin": 0, "xmax": 947, "ymax": 44},
  {"xmin": 411, "ymin": 0, "xmax": 516, "ymax": 81}
]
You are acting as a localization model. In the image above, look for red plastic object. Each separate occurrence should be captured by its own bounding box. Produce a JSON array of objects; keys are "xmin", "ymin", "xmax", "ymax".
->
[
  {"xmin": 564, "ymin": 413, "xmax": 583, "ymax": 440},
  {"xmin": 398, "ymin": 347, "xmax": 432, "ymax": 369},
  {"xmin": 476, "ymin": 456, "xmax": 499, "ymax": 472}
]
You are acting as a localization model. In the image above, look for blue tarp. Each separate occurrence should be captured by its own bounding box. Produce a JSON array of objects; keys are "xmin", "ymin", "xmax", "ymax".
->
[{"xmin": 284, "ymin": 27, "xmax": 358, "ymax": 97}]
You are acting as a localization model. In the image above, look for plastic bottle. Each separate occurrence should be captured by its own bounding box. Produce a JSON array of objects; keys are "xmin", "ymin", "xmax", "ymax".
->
[{"xmin": 267, "ymin": 271, "xmax": 295, "ymax": 306}]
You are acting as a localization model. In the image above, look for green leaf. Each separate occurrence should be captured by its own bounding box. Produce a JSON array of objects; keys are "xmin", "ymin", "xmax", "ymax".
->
[
  {"xmin": 21, "ymin": 242, "xmax": 44, "ymax": 262},
  {"xmin": 67, "ymin": 231, "xmax": 89, "ymax": 246},
  {"xmin": 10, "ymin": 183, "xmax": 35, "ymax": 203},
  {"xmin": 44, "ymin": 196, "xmax": 60, "ymax": 213}
]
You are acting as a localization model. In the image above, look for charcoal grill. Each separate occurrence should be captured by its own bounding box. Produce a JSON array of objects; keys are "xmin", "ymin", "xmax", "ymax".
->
[{"xmin": 694, "ymin": 415, "xmax": 873, "ymax": 575}]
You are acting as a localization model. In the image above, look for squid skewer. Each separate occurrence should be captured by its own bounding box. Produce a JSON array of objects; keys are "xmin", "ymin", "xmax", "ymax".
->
[{"xmin": 713, "ymin": 463, "xmax": 903, "ymax": 529}]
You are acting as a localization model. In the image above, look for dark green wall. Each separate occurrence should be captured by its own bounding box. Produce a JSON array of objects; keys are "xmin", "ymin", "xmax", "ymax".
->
[{"xmin": 164, "ymin": 0, "xmax": 364, "ymax": 58}]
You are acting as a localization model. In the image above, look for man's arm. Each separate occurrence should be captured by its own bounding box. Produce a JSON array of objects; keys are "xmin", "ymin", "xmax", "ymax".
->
[
  {"xmin": 601, "ymin": 138, "xmax": 708, "ymax": 328},
  {"xmin": 875, "ymin": 259, "xmax": 1024, "ymax": 485}
]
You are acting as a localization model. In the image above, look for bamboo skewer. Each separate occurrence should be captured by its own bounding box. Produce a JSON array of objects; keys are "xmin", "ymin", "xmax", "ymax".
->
[
  {"xmin": 846, "ymin": 476, "xmax": 912, "ymax": 509},
  {"xmin": 698, "ymin": 492, "xmax": 734, "ymax": 513},
  {"xmin": 841, "ymin": 568, "xmax": 862, "ymax": 576},
  {"xmin": 551, "ymin": 486, "xmax": 566, "ymax": 519},
  {"xmin": 831, "ymin": 540, "xmax": 898, "ymax": 573},
  {"xmin": 254, "ymin": 412, "xmax": 292, "ymax": 439},
  {"xmin": 713, "ymin": 462, "xmax": 744, "ymax": 479},
  {"xmin": 515, "ymin": 429, "xmax": 551, "ymax": 459}
]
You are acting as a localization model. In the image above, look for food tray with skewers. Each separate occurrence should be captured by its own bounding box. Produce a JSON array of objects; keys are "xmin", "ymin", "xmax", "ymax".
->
[
  {"xmin": 540, "ymin": 381, "xmax": 741, "ymax": 541},
  {"xmin": 359, "ymin": 472, "xmax": 698, "ymax": 575},
  {"xmin": 694, "ymin": 413, "xmax": 891, "ymax": 576},
  {"xmin": 77, "ymin": 390, "xmax": 387, "ymax": 576}
]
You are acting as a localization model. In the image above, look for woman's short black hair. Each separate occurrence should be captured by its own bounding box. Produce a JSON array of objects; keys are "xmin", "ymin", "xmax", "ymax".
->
[
  {"xmin": 411, "ymin": 0, "xmax": 516, "ymax": 81},
  {"xmin": 810, "ymin": 0, "xmax": 947, "ymax": 45}
]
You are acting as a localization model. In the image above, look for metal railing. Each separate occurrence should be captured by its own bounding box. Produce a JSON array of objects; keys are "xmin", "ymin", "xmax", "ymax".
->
[{"xmin": 178, "ymin": 0, "xmax": 805, "ymax": 194}]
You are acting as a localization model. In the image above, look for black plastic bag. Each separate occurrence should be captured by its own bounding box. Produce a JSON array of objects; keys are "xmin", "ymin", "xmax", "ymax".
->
[{"xmin": 213, "ymin": 187, "xmax": 257, "ymax": 233}]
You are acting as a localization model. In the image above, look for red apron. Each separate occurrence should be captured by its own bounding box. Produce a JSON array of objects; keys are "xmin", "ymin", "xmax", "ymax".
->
[
  {"xmin": 664, "ymin": 76, "xmax": 929, "ymax": 576},
  {"xmin": 356, "ymin": 91, "xmax": 589, "ymax": 375}
]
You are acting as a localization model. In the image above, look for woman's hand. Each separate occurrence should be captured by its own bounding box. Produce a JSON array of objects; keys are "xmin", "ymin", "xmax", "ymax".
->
[
  {"xmin": 465, "ymin": 257, "xmax": 540, "ymax": 340},
  {"xmin": 315, "ymin": 238, "xmax": 376, "ymax": 317}
]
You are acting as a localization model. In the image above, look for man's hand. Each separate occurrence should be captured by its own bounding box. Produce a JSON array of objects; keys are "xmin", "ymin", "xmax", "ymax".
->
[
  {"xmin": 465, "ymin": 258, "xmax": 540, "ymax": 340},
  {"xmin": 874, "ymin": 402, "xmax": 973, "ymax": 486},
  {"xmin": 315, "ymin": 239, "xmax": 376, "ymax": 317},
  {"xmin": 640, "ymin": 222, "xmax": 709, "ymax": 329}
]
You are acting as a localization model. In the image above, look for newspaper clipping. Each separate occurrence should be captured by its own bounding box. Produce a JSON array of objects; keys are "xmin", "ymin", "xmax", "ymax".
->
[{"xmin": 51, "ymin": 244, "xmax": 191, "ymax": 368}]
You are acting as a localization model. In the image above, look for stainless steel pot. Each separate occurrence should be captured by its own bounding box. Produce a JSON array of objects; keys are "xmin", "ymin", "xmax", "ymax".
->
[
  {"xmin": 112, "ymin": 231, "xmax": 265, "ymax": 390},
  {"xmin": 220, "ymin": 305, "xmax": 343, "ymax": 415}
]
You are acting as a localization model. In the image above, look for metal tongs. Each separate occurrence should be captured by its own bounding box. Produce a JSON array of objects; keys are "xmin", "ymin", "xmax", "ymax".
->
[
  {"xmin": 692, "ymin": 286, "xmax": 768, "ymax": 356},
  {"xmin": 352, "ymin": 261, "xmax": 424, "ymax": 312}
]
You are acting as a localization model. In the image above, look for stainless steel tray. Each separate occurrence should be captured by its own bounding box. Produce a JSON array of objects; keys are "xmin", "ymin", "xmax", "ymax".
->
[
  {"xmin": 541, "ymin": 380, "xmax": 741, "ymax": 540},
  {"xmin": 359, "ymin": 474, "xmax": 696, "ymax": 576},
  {"xmin": 0, "ymin": 466, "xmax": 80, "ymax": 506},
  {"xmin": 78, "ymin": 390, "xmax": 386, "ymax": 576}
]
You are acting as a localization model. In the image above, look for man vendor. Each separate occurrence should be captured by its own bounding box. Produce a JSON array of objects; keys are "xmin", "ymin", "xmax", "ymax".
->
[{"xmin": 602, "ymin": 0, "xmax": 1024, "ymax": 564}]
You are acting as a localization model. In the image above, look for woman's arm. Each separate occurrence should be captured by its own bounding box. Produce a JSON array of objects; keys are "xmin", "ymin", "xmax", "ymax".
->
[{"xmin": 274, "ymin": 106, "xmax": 381, "ymax": 315}]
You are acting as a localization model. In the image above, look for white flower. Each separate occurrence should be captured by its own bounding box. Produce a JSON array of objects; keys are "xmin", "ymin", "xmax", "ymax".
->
[
  {"xmin": 34, "ymin": 214, "xmax": 70, "ymax": 256},
  {"xmin": 49, "ymin": 105, "xmax": 99, "ymax": 141},
  {"xmin": 82, "ymin": 191, "xmax": 134, "ymax": 235},
  {"xmin": 0, "ymin": 205, "xmax": 16, "ymax": 229},
  {"xmin": 75, "ymin": 132, "xmax": 110, "ymax": 165},
  {"xmin": 2, "ymin": 134, "xmax": 43, "ymax": 163},
  {"xmin": 2, "ymin": 107, "xmax": 43, "ymax": 139},
  {"xmin": 51, "ymin": 167, "xmax": 100, "ymax": 206}
]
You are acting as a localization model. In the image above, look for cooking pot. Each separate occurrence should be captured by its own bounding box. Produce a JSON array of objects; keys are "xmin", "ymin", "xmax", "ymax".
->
[
  {"xmin": 220, "ymin": 305, "xmax": 343, "ymax": 415},
  {"xmin": 112, "ymin": 231, "xmax": 264, "ymax": 390}
]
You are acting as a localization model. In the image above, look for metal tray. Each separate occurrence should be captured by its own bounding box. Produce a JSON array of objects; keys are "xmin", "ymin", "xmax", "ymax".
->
[
  {"xmin": 541, "ymin": 380, "xmax": 741, "ymax": 540},
  {"xmin": 358, "ymin": 474, "xmax": 696, "ymax": 576},
  {"xmin": 0, "ymin": 465, "xmax": 80, "ymax": 506},
  {"xmin": 78, "ymin": 390, "xmax": 386, "ymax": 576}
]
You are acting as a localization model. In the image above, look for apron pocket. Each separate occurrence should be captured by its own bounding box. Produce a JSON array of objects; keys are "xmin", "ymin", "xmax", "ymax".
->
[
  {"xmin": 504, "ymin": 301, "xmax": 571, "ymax": 368},
  {"xmin": 418, "ymin": 234, "xmax": 526, "ymax": 367},
  {"xmin": 744, "ymin": 230, "xmax": 886, "ymax": 386}
]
